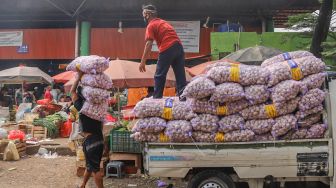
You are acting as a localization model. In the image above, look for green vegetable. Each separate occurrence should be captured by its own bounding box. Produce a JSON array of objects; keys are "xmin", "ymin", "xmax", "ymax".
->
[{"xmin": 32, "ymin": 112, "xmax": 68, "ymax": 138}]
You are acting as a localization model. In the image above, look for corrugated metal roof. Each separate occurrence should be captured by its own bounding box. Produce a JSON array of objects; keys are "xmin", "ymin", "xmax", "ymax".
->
[{"xmin": 0, "ymin": 0, "xmax": 319, "ymax": 28}]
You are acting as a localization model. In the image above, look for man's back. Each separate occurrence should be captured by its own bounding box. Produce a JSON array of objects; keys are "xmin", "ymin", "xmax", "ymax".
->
[{"xmin": 146, "ymin": 18, "xmax": 181, "ymax": 53}]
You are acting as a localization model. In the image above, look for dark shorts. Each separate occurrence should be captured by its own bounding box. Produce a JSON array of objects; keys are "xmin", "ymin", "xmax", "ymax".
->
[
  {"xmin": 79, "ymin": 113, "xmax": 103, "ymax": 135},
  {"xmin": 83, "ymin": 134, "xmax": 104, "ymax": 173}
]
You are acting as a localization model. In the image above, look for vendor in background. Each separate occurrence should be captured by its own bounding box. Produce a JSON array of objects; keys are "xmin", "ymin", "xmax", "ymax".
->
[
  {"xmin": 23, "ymin": 91, "xmax": 36, "ymax": 104},
  {"xmin": 0, "ymin": 88, "xmax": 6, "ymax": 106},
  {"xmin": 44, "ymin": 86, "xmax": 53, "ymax": 101},
  {"xmin": 15, "ymin": 88, "xmax": 22, "ymax": 106},
  {"xmin": 33, "ymin": 87, "xmax": 40, "ymax": 100},
  {"xmin": 70, "ymin": 71, "xmax": 104, "ymax": 188},
  {"xmin": 58, "ymin": 95, "xmax": 66, "ymax": 103},
  {"xmin": 139, "ymin": 4, "xmax": 187, "ymax": 101},
  {"xmin": 51, "ymin": 85, "xmax": 60, "ymax": 102},
  {"xmin": 65, "ymin": 96, "xmax": 72, "ymax": 103},
  {"xmin": 0, "ymin": 87, "xmax": 12, "ymax": 109},
  {"xmin": 57, "ymin": 87, "xmax": 65, "ymax": 102}
]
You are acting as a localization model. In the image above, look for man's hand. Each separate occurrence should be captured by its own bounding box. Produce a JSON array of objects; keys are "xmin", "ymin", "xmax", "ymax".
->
[
  {"xmin": 140, "ymin": 40, "xmax": 153, "ymax": 73},
  {"xmin": 71, "ymin": 71, "xmax": 84, "ymax": 95},
  {"xmin": 139, "ymin": 62, "xmax": 146, "ymax": 72},
  {"xmin": 71, "ymin": 92, "xmax": 78, "ymax": 103}
]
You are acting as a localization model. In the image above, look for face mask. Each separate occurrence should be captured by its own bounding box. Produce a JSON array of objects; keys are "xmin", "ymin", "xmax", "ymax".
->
[{"xmin": 143, "ymin": 16, "xmax": 148, "ymax": 25}]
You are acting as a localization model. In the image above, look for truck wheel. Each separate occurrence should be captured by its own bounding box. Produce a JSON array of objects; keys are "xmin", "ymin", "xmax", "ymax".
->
[{"xmin": 187, "ymin": 170, "xmax": 236, "ymax": 188}]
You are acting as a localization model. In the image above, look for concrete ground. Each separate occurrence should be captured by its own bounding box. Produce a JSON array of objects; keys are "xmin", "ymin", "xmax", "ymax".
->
[
  {"xmin": 0, "ymin": 155, "xmax": 187, "ymax": 188},
  {"xmin": 0, "ymin": 138, "xmax": 187, "ymax": 188}
]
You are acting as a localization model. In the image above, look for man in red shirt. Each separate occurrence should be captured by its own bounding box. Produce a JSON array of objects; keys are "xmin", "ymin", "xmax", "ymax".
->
[
  {"xmin": 44, "ymin": 86, "xmax": 53, "ymax": 102},
  {"xmin": 139, "ymin": 4, "xmax": 187, "ymax": 100}
]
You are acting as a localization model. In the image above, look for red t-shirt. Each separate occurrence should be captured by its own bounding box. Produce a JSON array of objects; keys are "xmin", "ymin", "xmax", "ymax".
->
[
  {"xmin": 145, "ymin": 18, "xmax": 181, "ymax": 53},
  {"xmin": 44, "ymin": 90, "xmax": 53, "ymax": 101}
]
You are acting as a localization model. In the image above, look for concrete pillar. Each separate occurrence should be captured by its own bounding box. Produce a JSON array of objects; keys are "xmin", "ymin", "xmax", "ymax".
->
[
  {"xmin": 80, "ymin": 21, "xmax": 91, "ymax": 56},
  {"xmin": 75, "ymin": 20, "xmax": 80, "ymax": 57},
  {"xmin": 266, "ymin": 19, "xmax": 274, "ymax": 32},
  {"xmin": 261, "ymin": 18, "xmax": 266, "ymax": 33}
]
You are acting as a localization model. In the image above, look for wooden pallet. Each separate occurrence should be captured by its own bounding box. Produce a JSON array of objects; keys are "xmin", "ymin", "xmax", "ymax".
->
[
  {"xmin": 32, "ymin": 126, "xmax": 47, "ymax": 140},
  {"xmin": 18, "ymin": 123, "xmax": 33, "ymax": 134},
  {"xmin": 0, "ymin": 140, "xmax": 26, "ymax": 159},
  {"xmin": 15, "ymin": 142, "xmax": 26, "ymax": 157},
  {"xmin": 109, "ymin": 153, "xmax": 142, "ymax": 168},
  {"xmin": 109, "ymin": 152, "xmax": 142, "ymax": 174},
  {"xmin": 0, "ymin": 140, "xmax": 9, "ymax": 153}
]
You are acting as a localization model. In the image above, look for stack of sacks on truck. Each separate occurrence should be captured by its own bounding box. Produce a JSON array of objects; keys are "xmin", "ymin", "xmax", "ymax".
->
[
  {"xmin": 131, "ymin": 97, "xmax": 195, "ymax": 142},
  {"xmin": 132, "ymin": 50, "xmax": 327, "ymax": 143},
  {"xmin": 67, "ymin": 55, "xmax": 113, "ymax": 121},
  {"xmin": 261, "ymin": 51, "xmax": 327, "ymax": 140}
]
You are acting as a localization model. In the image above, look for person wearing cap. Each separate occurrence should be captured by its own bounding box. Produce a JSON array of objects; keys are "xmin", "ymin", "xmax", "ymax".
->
[
  {"xmin": 139, "ymin": 4, "xmax": 187, "ymax": 101},
  {"xmin": 33, "ymin": 87, "xmax": 39, "ymax": 100}
]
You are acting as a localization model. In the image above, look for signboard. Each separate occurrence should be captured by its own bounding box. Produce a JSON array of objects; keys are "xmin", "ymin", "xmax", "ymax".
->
[
  {"xmin": 17, "ymin": 44, "xmax": 28, "ymax": 53},
  {"xmin": 297, "ymin": 152, "xmax": 328, "ymax": 176},
  {"xmin": 0, "ymin": 31, "xmax": 23, "ymax": 46},
  {"xmin": 152, "ymin": 21, "xmax": 200, "ymax": 53}
]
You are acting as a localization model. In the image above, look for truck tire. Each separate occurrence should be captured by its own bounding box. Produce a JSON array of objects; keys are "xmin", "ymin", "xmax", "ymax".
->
[{"xmin": 187, "ymin": 170, "xmax": 236, "ymax": 188}]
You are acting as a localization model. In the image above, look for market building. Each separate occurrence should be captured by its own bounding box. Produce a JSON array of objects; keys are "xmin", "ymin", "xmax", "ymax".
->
[{"xmin": 1, "ymin": 1, "xmax": 335, "ymax": 188}]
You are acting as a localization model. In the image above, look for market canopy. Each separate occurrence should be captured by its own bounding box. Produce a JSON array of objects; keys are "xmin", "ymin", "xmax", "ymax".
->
[
  {"xmin": 186, "ymin": 59, "xmax": 240, "ymax": 77},
  {"xmin": 186, "ymin": 61, "xmax": 218, "ymax": 77},
  {"xmin": 0, "ymin": 66, "xmax": 53, "ymax": 84},
  {"xmin": 224, "ymin": 46, "xmax": 283, "ymax": 65},
  {"xmin": 0, "ymin": 0, "xmax": 319, "ymax": 28},
  {"xmin": 147, "ymin": 64, "xmax": 192, "ymax": 82},
  {"xmin": 52, "ymin": 71, "xmax": 76, "ymax": 84},
  {"xmin": 105, "ymin": 60, "xmax": 176, "ymax": 88}
]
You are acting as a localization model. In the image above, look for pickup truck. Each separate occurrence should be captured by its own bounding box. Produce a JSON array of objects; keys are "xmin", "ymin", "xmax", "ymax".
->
[{"xmin": 142, "ymin": 77, "xmax": 336, "ymax": 188}]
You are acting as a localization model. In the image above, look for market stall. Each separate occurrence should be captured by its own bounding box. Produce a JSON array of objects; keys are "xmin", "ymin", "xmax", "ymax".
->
[
  {"xmin": 186, "ymin": 59, "xmax": 240, "ymax": 77},
  {"xmin": 0, "ymin": 66, "xmax": 71, "ymax": 160},
  {"xmin": 52, "ymin": 71, "xmax": 76, "ymax": 84}
]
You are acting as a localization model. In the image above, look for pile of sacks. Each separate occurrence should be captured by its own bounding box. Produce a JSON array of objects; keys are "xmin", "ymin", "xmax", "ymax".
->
[
  {"xmin": 132, "ymin": 51, "xmax": 327, "ymax": 143},
  {"xmin": 132, "ymin": 97, "xmax": 195, "ymax": 142},
  {"xmin": 67, "ymin": 55, "xmax": 113, "ymax": 121}
]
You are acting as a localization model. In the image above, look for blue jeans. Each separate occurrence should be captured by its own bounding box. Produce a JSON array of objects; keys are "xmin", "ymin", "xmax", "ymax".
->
[{"xmin": 154, "ymin": 42, "xmax": 187, "ymax": 98}]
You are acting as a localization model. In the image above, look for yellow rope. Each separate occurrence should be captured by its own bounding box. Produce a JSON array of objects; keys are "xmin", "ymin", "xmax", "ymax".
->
[
  {"xmin": 291, "ymin": 67, "xmax": 303, "ymax": 80},
  {"xmin": 216, "ymin": 105, "xmax": 228, "ymax": 116},
  {"xmin": 75, "ymin": 63, "xmax": 81, "ymax": 71},
  {"xmin": 215, "ymin": 132, "xmax": 225, "ymax": 142},
  {"xmin": 286, "ymin": 60, "xmax": 303, "ymax": 80},
  {"xmin": 162, "ymin": 99, "xmax": 174, "ymax": 120},
  {"xmin": 265, "ymin": 104, "xmax": 278, "ymax": 118},
  {"xmin": 159, "ymin": 132, "xmax": 170, "ymax": 142},
  {"xmin": 229, "ymin": 65, "xmax": 240, "ymax": 82}
]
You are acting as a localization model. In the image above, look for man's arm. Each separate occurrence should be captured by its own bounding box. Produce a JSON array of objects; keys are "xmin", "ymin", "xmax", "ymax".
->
[
  {"xmin": 139, "ymin": 40, "xmax": 153, "ymax": 72},
  {"xmin": 70, "ymin": 72, "xmax": 83, "ymax": 102}
]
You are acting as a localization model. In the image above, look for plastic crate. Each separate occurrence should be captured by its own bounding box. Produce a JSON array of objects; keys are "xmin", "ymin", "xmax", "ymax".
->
[{"xmin": 109, "ymin": 128, "xmax": 141, "ymax": 153}]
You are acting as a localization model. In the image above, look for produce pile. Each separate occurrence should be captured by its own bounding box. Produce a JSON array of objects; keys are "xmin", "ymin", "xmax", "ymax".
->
[
  {"xmin": 67, "ymin": 55, "xmax": 112, "ymax": 121},
  {"xmin": 132, "ymin": 51, "xmax": 327, "ymax": 143},
  {"xmin": 32, "ymin": 112, "xmax": 68, "ymax": 138}
]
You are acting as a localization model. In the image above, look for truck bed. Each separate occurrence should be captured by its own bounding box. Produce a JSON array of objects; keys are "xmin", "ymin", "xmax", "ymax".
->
[{"xmin": 144, "ymin": 139, "xmax": 333, "ymax": 180}]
